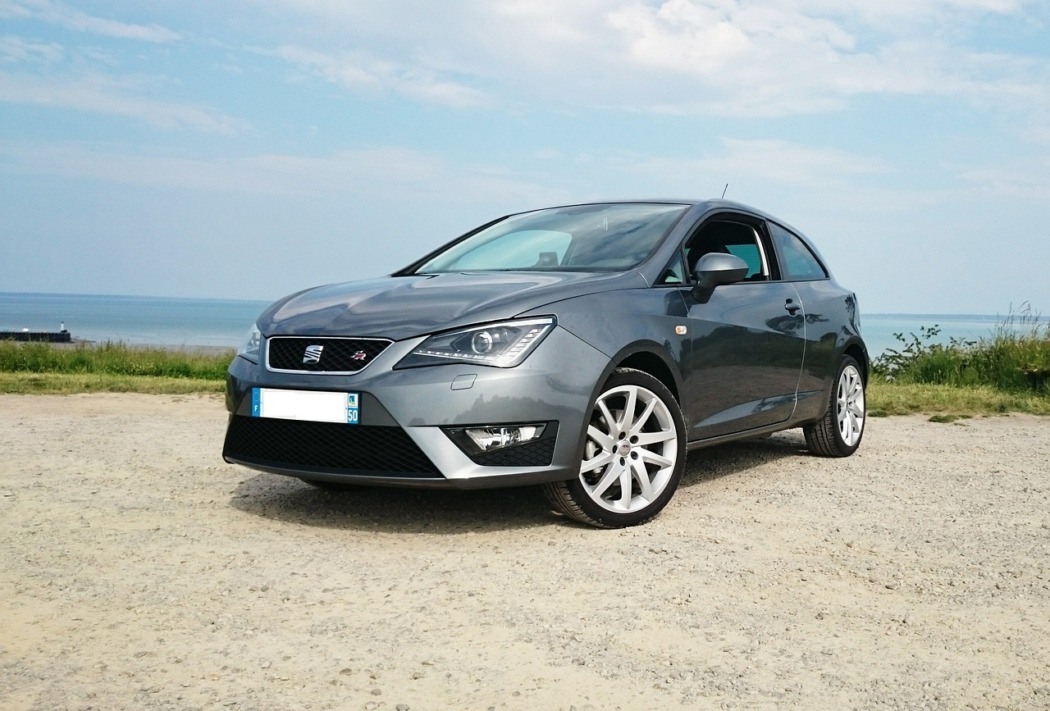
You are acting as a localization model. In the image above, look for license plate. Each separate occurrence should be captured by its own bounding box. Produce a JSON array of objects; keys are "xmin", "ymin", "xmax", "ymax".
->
[{"xmin": 251, "ymin": 388, "xmax": 359, "ymax": 424}]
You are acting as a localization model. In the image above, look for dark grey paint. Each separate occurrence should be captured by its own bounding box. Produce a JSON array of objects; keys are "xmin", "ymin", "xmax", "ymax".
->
[{"xmin": 224, "ymin": 198, "xmax": 867, "ymax": 489}]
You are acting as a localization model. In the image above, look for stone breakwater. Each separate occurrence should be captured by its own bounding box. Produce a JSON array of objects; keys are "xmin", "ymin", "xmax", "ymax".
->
[{"xmin": 0, "ymin": 329, "xmax": 71, "ymax": 343}]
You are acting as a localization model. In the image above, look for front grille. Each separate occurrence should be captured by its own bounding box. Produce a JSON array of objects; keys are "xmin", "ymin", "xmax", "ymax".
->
[
  {"xmin": 267, "ymin": 337, "xmax": 391, "ymax": 373},
  {"xmin": 223, "ymin": 415, "xmax": 440, "ymax": 477}
]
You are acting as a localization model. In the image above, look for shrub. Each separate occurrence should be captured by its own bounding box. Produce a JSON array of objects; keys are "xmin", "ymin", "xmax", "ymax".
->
[{"xmin": 871, "ymin": 304, "xmax": 1049, "ymax": 396}]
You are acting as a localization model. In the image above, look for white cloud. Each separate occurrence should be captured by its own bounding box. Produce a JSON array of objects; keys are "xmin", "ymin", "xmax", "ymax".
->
[
  {"xmin": 257, "ymin": 0, "xmax": 1050, "ymax": 119},
  {"xmin": 607, "ymin": 1, "xmax": 753, "ymax": 74},
  {"xmin": 804, "ymin": 0, "xmax": 1025, "ymax": 29},
  {"xmin": 955, "ymin": 160, "xmax": 1050, "ymax": 201},
  {"xmin": 0, "ymin": 3, "xmax": 235, "ymax": 133},
  {"xmin": 0, "ymin": 140, "xmax": 569, "ymax": 207},
  {"xmin": 274, "ymin": 45, "xmax": 380, "ymax": 88},
  {"xmin": 273, "ymin": 44, "xmax": 492, "ymax": 108},
  {"xmin": 0, "ymin": 0, "xmax": 180, "ymax": 43},
  {"xmin": 595, "ymin": 138, "xmax": 889, "ymax": 197},
  {"xmin": 0, "ymin": 34, "xmax": 62, "ymax": 63},
  {"xmin": 0, "ymin": 70, "xmax": 245, "ymax": 132}
]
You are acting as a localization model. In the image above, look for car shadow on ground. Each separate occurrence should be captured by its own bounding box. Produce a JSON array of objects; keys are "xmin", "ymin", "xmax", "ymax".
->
[
  {"xmin": 228, "ymin": 429, "xmax": 812, "ymax": 533},
  {"xmin": 229, "ymin": 474, "xmax": 555, "ymax": 534},
  {"xmin": 678, "ymin": 429, "xmax": 810, "ymax": 490}
]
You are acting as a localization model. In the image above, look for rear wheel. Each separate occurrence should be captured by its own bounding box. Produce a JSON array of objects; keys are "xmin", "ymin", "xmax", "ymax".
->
[
  {"xmin": 804, "ymin": 355, "xmax": 865, "ymax": 457},
  {"xmin": 543, "ymin": 368, "xmax": 686, "ymax": 528}
]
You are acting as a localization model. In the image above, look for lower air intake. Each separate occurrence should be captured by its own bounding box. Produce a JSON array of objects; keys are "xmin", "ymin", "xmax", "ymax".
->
[{"xmin": 223, "ymin": 415, "xmax": 440, "ymax": 477}]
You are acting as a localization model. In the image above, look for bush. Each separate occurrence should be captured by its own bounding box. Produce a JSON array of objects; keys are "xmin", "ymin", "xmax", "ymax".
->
[{"xmin": 871, "ymin": 304, "xmax": 1049, "ymax": 396}]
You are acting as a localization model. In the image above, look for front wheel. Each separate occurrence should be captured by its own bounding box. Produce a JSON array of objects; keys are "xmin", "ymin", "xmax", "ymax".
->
[
  {"xmin": 543, "ymin": 368, "xmax": 686, "ymax": 528},
  {"xmin": 804, "ymin": 355, "xmax": 866, "ymax": 457}
]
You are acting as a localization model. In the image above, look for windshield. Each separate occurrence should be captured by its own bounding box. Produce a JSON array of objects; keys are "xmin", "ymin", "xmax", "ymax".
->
[{"xmin": 414, "ymin": 203, "xmax": 690, "ymax": 273}]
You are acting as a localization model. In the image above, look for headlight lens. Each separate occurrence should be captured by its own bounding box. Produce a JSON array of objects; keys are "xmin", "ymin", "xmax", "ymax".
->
[
  {"xmin": 396, "ymin": 317, "xmax": 555, "ymax": 369},
  {"xmin": 238, "ymin": 323, "xmax": 262, "ymax": 363}
]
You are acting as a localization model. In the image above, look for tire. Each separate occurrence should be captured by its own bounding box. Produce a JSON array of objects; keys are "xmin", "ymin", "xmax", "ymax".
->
[
  {"xmin": 804, "ymin": 355, "xmax": 866, "ymax": 457},
  {"xmin": 543, "ymin": 368, "xmax": 686, "ymax": 528}
]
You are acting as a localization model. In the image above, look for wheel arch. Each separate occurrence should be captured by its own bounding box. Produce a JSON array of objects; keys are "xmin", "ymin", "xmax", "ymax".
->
[
  {"xmin": 803, "ymin": 346, "xmax": 867, "ymax": 457},
  {"xmin": 567, "ymin": 343, "xmax": 683, "ymax": 484},
  {"xmin": 843, "ymin": 341, "xmax": 869, "ymax": 384},
  {"xmin": 610, "ymin": 344, "xmax": 682, "ymax": 403}
]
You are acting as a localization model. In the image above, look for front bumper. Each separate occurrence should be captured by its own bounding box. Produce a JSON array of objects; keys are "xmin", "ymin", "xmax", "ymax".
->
[{"xmin": 222, "ymin": 327, "xmax": 608, "ymax": 489}]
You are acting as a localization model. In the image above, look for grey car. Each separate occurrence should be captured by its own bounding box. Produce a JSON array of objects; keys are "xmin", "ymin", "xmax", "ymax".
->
[{"xmin": 222, "ymin": 199, "xmax": 867, "ymax": 527}]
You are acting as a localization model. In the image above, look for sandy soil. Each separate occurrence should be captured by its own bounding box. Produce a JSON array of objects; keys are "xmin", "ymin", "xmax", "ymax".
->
[{"xmin": 1, "ymin": 393, "xmax": 1048, "ymax": 710}]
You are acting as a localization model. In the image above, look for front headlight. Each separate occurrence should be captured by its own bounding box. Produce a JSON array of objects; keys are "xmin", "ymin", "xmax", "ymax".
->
[
  {"xmin": 395, "ymin": 317, "xmax": 555, "ymax": 369},
  {"xmin": 237, "ymin": 323, "xmax": 262, "ymax": 363}
]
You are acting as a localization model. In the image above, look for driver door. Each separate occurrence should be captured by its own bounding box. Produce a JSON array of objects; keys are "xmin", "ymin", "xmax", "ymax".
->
[{"xmin": 674, "ymin": 215, "xmax": 806, "ymax": 439}]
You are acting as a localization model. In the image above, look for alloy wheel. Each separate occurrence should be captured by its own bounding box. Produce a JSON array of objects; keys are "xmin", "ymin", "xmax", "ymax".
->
[
  {"xmin": 837, "ymin": 363, "xmax": 865, "ymax": 447},
  {"xmin": 579, "ymin": 383, "xmax": 680, "ymax": 514}
]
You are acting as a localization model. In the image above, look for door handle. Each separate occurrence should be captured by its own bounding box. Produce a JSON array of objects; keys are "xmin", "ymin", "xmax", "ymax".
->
[{"xmin": 785, "ymin": 299, "xmax": 801, "ymax": 315}]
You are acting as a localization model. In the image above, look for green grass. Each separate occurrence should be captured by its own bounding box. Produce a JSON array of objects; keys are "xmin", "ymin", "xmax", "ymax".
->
[
  {"xmin": 866, "ymin": 380, "xmax": 1050, "ymax": 417},
  {"xmin": 0, "ymin": 341, "xmax": 232, "ymax": 393}
]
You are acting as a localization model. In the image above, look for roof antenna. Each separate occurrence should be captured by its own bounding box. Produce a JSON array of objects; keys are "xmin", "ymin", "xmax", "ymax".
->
[{"xmin": 721, "ymin": 183, "xmax": 729, "ymax": 199}]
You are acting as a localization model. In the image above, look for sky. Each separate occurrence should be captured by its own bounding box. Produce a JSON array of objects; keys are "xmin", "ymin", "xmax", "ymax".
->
[{"xmin": 1, "ymin": 0, "xmax": 1049, "ymax": 315}]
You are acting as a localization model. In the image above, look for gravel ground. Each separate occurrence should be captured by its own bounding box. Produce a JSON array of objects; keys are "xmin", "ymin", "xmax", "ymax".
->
[{"xmin": 1, "ymin": 393, "xmax": 1048, "ymax": 710}]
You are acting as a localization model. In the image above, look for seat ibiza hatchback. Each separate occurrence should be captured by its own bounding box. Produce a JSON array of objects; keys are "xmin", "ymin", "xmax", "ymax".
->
[{"xmin": 223, "ymin": 199, "xmax": 868, "ymax": 528}]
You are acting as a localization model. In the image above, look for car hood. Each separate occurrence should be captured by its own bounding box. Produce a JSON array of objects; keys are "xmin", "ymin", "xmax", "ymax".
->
[{"xmin": 258, "ymin": 271, "xmax": 647, "ymax": 340}]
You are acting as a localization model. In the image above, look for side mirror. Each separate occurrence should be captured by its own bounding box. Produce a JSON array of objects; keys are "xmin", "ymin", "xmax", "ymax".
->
[{"xmin": 692, "ymin": 253, "xmax": 749, "ymax": 301}]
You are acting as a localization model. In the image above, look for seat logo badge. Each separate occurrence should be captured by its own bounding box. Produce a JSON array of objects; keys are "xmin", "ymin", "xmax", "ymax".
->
[
  {"xmin": 303, "ymin": 344, "xmax": 324, "ymax": 364},
  {"xmin": 351, "ymin": 351, "xmax": 368, "ymax": 361}
]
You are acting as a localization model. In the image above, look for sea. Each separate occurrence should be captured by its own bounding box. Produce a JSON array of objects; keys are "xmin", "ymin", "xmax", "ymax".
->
[
  {"xmin": 0, "ymin": 292, "xmax": 270, "ymax": 349},
  {"xmin": 0, "ymin": 291, "xmax": 1032, "ymax": 357}
]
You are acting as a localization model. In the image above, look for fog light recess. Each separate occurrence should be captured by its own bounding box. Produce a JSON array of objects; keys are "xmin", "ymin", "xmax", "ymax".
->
[
  {"xmin": 468, "ymin": 424, "xmax": 545, "ymax": 451},
  {"xmin": 443, "ymin": 422, "xmax": 559, "ymax": 467}
]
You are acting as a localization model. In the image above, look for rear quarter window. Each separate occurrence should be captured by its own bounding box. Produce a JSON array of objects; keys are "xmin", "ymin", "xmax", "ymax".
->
[{"xmin": 769, "ymin": 223, "xmax": 828, "ymax": 280}]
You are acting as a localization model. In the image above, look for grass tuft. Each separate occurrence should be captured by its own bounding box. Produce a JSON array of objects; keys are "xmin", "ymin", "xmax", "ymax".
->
[
  {"xmin": 865, "ymin": 380, "xmax": 1050, "ymax": 416},
  {"xmin": 928, "ymin": 414, "xmax": 971, "ymax": 424},
  {"xmin": 0, "ymin": 372, "xmax": 226, "ymax": 394}
]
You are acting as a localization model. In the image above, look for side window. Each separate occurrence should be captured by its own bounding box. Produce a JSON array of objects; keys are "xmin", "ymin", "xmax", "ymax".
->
[
  {"xmin": 682, "ymin": 219, "xmax": 769, "ymax": 281},
  {"xmin": 769, "ymin": 223, "xmax": 828, "ymax": 280}
]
